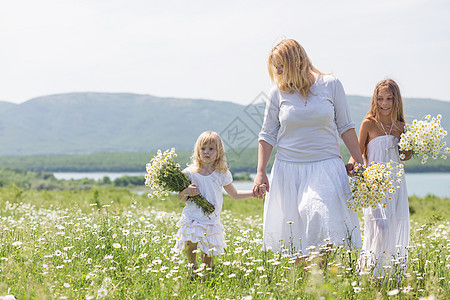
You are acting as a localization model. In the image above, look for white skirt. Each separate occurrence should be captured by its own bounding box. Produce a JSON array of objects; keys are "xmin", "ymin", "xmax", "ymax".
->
[
  {"xmin": 263, "ymin": 157, "xmax": 362, "ymax": 255},
  {"xmin": 174, "ymin": 215, "xmax": 226, "ymax": 257},
  {"xmin": 360, "ymin": 202, "xmax": 410, "ymax": 277}
]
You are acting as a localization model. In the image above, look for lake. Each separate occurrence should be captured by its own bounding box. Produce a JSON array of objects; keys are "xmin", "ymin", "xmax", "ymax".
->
[
  {"xmin": 53, "ymin": 172, "xmax": 143, "ymax": 181},
  {"xmin": 53, "ymin": 172, "xmax": 450, "ymax": 198}
]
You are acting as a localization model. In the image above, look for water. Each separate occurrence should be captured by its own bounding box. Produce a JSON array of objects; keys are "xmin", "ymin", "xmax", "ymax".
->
[
  {"xmin": 403, "ymin": 172, "xmax": 450, "ymax": 198},
  {"xmin": 53, "ymin": 172, "xmax": 143, "ymax": 181},
  {"xmin": 53, "ymin": 172, "xmax": 450, "ymax": 198},
  {"xmin": 233, "ymin": 173, "xmax": 450, "ymax": 198}
]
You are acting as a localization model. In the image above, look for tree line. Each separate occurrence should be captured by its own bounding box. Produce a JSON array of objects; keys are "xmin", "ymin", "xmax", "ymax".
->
[
  {"xmin": 0, "ymin": 167, "xmax": 145, "ymax": 191},
  {"xmin": 0, "ymin": 147, "xmax": 448, "ymax": 173}
]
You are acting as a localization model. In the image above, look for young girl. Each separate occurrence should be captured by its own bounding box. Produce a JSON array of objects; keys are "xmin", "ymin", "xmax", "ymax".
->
[
  {"xmin": 355, "ymin": 79, "xmax": 411, "ymax": 276},
  {"xmin": 175, "ymin": 131, "xmax": 265, "ymax": 268}
]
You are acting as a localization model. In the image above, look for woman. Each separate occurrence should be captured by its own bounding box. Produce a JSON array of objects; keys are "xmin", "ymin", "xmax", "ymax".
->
[{"xmin": 253, "ymin": 39, "xmax": 363, "ymax": 256}]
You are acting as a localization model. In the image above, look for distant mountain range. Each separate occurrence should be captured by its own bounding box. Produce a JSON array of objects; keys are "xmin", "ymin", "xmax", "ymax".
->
[{"xmin": 0, "ymin": 92, "xmax": 449, "ymax": 155}]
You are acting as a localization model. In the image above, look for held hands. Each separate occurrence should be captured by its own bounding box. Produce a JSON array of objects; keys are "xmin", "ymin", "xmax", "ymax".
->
[
  {"xmin": 346, "ymin": 156, "xmax": 364, "ymax": 176},
  {"xmin": 253, "ymin": 172, "xmax": 269, "ymax": 199},
  {"xmin": 345, "ymin": 163, "xmax": 355, "ymax": 176},
  {"xmin": 252, "ymin": 184, "xmax": 267, "ymax": 199},
  {"xmin": 257, "ymin": 184, "xmax": 267, "ymax": 198}
]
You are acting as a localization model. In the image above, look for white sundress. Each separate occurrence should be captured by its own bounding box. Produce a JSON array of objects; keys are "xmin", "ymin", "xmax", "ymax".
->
[{"xmin": 360, "ymin": 134, "xmax": 410, "ymax": 276}]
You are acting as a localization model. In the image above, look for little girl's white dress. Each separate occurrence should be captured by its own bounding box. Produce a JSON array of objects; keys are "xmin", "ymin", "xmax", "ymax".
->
[
  {"xmin": 174, "ymin": 167, "xmax": 232, "ymax": 257},
  {"xmin": 361, "ymin": 135, "xmax": 410, "ymax": 276}
]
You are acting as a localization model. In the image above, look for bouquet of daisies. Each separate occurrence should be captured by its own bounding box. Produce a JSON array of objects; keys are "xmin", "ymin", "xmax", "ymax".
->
[
  {"xmin": 398, "ymin": 114, "xmax": 450, "ymax": 164},
  {"xmin": 145, "ymin": 148, "xmax": 215, "ymax": 215},
  {"xmin": 348, "ymin": 162, "xmax": 403, "ymax": 212}
]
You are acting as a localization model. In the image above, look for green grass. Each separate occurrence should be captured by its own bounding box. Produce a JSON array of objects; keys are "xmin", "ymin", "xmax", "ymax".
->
[
  {"xmin": 0, "ymin": 188, "xmax": 448, "ymax": 299},
  {"xmin": 1, "ymin": 146, "xmax": 450, "ymax": 173}
]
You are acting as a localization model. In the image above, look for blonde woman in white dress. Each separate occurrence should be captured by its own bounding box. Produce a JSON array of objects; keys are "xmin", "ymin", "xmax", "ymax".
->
[
  {"xmin": 354, "ymin": 79, "xmax": 411, "ymax": 276},
  {"xmin": 253, "ymin": 39, "xmax": 364, "ymax": 257}
]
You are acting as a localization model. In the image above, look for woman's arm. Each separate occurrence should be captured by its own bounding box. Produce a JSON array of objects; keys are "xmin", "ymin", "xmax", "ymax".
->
[
  {"xmin": 347, "ymin": 119, "xmax": 370, "ymax": 165},
  {"xmin": 253, "ymin": 140, "xmax": 273, "ymax": 194},
  {"xmin": 331, "ymin": 77, "xmax": 363, "ymax": 167},
  {"xmin": 224, "ymin": 183, "xmax": 266, "ymax": 200},
  {"xmin": 254, "ymin": 87, "xmax": 280, "ymax": 195},
  {"xmin": 342, "ymin": 128, "xmax": 364, "ymax": 165}
]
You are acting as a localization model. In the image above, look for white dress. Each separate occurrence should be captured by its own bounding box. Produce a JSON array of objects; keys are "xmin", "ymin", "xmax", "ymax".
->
[
  {"xmin": 361, "ymin": 135, "xmax": 410, "ymax": 276},
  {"xmin": 259, "ymin": 75, "xmax": 362, "ymax": 255},
  {"xmin": 174, "ymin": 168, "xmax": 232, "ymax": 256}
]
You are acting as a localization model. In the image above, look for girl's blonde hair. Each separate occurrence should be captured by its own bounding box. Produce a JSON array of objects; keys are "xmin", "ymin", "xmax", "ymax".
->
[
  {"xmin": 268, "ymin": 39, "xmax": 323, "ymax": 98},
  {"xmin": 366, "ymin": 79, "xmax": 405, "ymax": 129},
  {"xmin": 190, "ymin": 131, "xmax": 228, "ymax": 173}
]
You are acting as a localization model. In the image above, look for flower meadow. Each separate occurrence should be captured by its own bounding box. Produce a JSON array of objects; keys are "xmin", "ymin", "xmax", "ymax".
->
[{"xmin": 0, "ymin": 187, "xmax": 449, "ymax": 299}]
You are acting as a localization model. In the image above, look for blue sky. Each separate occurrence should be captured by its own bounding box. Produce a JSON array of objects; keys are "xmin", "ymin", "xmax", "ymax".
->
[{"xmin": 1, "ymin": 0, "xmax": 449, "ymax": 105}]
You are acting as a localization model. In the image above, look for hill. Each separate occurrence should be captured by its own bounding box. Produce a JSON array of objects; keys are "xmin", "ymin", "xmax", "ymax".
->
[
  {"xmin": 347, "ymin": 95, "xmax": 450, "ymax": 134},
  {"xmin": 0, "ymin": 92, "xmax": 449, "ymax": 155},
  {"xmin": 0, "ymin": 93, "xmax": 260, "ymax": 155}
]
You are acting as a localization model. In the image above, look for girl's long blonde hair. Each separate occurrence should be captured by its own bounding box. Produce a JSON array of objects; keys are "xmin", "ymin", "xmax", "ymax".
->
[
  {"xmin": 268, "ymin": 39, "xmax": 323, "ymax": 98},
  {"xmin": 366, "ymin": 79, "xmax": 405, "ymax": 130},
  {"xmin": 190, "ymin": 131, "xmax": 228, "ymax": 173}
]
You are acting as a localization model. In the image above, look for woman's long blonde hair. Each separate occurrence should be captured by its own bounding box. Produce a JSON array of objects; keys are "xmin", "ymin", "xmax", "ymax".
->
[
  {"xmin": 366, "ymin": 79, "xmax": 405, "ymax": 130},
  {"xmin": 268, "ymin": 39, "xmax": 323, "ymax": 98},
  {"xmin": 190, "ymin": 131, "xmax": 228, "ymax": 173}
]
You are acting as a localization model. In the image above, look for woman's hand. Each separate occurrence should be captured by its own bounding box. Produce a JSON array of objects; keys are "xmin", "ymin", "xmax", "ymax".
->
[
  {"xmin": 346, "ymin": 156, "xmax": 360, "ymax": 176},
  {"xmin": 345, "ymin": 163, "xmax": 355, "ymax": 176},
  {"xmin": 253, "ymin": 172, "xmax": 269, "ymax": 199}
]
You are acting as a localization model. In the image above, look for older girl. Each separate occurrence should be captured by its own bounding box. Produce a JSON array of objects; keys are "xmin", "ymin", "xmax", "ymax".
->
[{"xmin": 355, "ymin": 79, "xmax": 411, "ymax": 276}]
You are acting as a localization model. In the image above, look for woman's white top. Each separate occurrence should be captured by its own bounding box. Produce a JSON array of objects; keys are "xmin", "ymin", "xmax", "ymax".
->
[{"xmin": 259, "ymin": 74, "xmax": 355, "ymax": 163}]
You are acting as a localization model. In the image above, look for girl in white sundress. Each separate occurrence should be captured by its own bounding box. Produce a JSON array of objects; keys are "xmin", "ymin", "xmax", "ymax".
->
[
  {"xmin": 353, "ymin": 79, "xmax": 411, "ymax": 276},
  {"xmin": 253, "ymin": 39, "xmax": 364, "ymax": 258},
  {"xmin": 175, "ymin": 131, "xmax": 266, "ymax": 268}
]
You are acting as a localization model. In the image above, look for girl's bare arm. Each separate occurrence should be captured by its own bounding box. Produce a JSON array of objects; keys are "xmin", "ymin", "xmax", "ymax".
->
[{"xmin": 224, "ymin": 183, "xmax": 266, "ymax": 200}]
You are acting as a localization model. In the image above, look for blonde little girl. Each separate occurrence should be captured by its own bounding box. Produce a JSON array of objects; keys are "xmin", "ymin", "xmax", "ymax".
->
[
  {"xmin": 175, "ymin": 131, "xmax": 265, "ymax": 268},
  {"xmin": 353, "ymin": 79, "xmax": 412, "ymax": 276}
]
